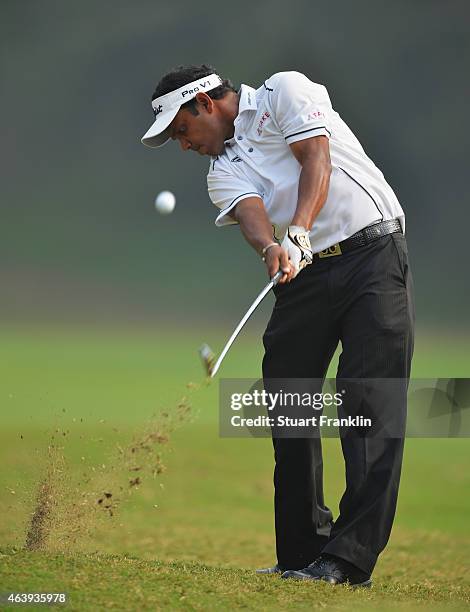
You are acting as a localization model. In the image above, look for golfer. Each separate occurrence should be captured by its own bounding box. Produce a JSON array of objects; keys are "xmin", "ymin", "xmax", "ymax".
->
[{"xmin": 141, "ymin": 64, "xmax": 415, "ymax": 587}]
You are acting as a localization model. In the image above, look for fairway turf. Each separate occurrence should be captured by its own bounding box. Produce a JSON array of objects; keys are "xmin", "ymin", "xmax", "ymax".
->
[{"xmin": 0, "ymin": 325, "xmax": 469, "ymax": 610}]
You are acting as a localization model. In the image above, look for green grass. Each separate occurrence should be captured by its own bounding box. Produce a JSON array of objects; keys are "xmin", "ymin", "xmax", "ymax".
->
[
  {"xmin": 1, "ymin": 551, "xmax": 469, "ymax": 611},
  {"xmin": 0, "ymin": 324, "xmax": 469, "ymax": 610}
]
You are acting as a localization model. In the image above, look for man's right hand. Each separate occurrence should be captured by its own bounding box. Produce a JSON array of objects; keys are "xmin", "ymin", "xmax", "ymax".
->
[
  {"xmin": 264, "ymin": 244, "xmax": 295, "ymax": 284},
  {"xmin": 230, "ymin": 197, "xmax": 305, "ymax": 284}
]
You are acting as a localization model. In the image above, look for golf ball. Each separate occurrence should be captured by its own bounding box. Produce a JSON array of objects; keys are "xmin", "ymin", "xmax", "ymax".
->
[{"xmin": 155, "ymin": 190, "xmax": 175, "ymax": 214}]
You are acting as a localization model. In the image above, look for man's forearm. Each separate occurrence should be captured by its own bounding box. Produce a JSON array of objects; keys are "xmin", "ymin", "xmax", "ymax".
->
[
  {"xmin": 289, "ymin": 136, "xmax": 332, "ymax": 231},
  {"xmin": 232, "ymin": 197, "xmax": 276, "ymax": 255},
  {"xmin": 291, "ymin": 157, "xmax": 331, "ymax": 230}
]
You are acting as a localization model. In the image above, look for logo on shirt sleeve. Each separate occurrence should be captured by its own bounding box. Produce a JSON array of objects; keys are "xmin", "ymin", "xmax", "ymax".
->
[{"xmin": 307, "ymin": 110, "xmax": 325, "ymax": 121}]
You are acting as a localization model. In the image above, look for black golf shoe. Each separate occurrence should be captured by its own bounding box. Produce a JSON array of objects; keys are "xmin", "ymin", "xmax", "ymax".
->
[{"xmin": 281, "ymin": 554, "xmax": 372, "ymax": 587}]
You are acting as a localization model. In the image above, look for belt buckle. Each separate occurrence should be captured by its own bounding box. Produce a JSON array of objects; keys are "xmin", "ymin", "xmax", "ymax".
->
[{"xmin": 318, "ymin": 243, "xmax": 342, "ymax": 258}]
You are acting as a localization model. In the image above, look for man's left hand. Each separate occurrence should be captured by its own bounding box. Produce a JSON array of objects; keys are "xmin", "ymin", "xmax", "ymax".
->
[{"xmin": 280, "ymin": 226, "xmax": 313, "ymax": 277}]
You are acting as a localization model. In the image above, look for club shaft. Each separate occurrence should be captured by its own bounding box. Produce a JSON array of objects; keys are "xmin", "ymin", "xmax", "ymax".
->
[{"xmin": 210, "ymin": 271, "xmax": 282, "ymax": 377}]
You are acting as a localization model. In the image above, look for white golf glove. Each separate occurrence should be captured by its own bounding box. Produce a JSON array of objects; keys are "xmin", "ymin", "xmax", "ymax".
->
[{"xmin": 280, "ymin": 225, "xmax": 313, "ymax": 277}]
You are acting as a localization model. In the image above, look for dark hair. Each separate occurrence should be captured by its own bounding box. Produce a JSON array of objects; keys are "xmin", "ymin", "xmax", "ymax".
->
[{"xmin": 151, "ymin": 64, "xmax": 236, "ymax": 115}]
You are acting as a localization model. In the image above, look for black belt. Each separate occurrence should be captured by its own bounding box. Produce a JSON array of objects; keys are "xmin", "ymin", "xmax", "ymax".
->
[{"xmin": 312, "ymin": 219, "xmax": 402, "ymax": 260}]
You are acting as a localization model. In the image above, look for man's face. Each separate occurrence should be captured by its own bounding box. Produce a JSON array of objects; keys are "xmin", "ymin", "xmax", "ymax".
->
[{"xmin": 169, "ymin": 97, "xmax": 227, "ymax": 157}]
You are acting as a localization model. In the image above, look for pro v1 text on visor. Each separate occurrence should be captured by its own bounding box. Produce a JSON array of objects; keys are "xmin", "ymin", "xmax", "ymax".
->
[{"xmin": 141, "ymin": 73, "xmax": 223, "ymax": 148}]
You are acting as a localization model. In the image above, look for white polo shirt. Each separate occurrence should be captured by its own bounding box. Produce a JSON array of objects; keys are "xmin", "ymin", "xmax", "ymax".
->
[{"xmin": 207, "ymin": 71, "xmax": 405, "ymax": 251}]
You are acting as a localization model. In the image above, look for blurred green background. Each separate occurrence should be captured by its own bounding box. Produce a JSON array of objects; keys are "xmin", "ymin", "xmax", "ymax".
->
[{"xmin": 1, "ymin": 0, "xmax": 469, "ymax": 327}]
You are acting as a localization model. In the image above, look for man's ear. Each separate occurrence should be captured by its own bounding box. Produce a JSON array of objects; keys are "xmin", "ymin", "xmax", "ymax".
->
[{"xmin": 195, "ymin": 92, "xmax": 214, "ymax": 113}]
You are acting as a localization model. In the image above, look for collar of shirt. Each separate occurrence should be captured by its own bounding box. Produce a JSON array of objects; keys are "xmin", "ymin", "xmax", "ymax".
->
[{"xmin": 224, "ymin": 84, "xmax": 257, "ymax": 146}]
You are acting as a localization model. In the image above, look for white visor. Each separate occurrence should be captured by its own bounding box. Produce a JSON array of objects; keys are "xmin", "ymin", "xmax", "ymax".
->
[{"xmin": 141, "ymin": 73, "xmax": 223, "ymax": 148}]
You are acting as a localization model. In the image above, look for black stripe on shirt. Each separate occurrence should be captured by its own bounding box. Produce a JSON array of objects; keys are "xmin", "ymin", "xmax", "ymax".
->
[
  {"xmin": 285, "ymin": 126, "xmax": 332, "ymax": 140},
  {"xmin": 338, "ymin": 166, "xmax": 384, "ymax": 222},
  {"xmin": 228, "ymin": 192, "xmax": 262, "ymax": 207},
  {"xmin": 218, "ymin": 192, "xmax": 262, "ymax": 218}
]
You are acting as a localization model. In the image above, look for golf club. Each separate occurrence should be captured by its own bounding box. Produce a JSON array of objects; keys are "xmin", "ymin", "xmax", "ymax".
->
[{"xmin": 199, "ymin": 270, "xmax": 283, "ymax": 378}]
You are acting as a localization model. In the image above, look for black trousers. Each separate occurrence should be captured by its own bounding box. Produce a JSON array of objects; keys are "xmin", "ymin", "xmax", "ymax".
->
[{"xmin": 262, "ymin": 232, "xmax": 415, "ymax": 574}]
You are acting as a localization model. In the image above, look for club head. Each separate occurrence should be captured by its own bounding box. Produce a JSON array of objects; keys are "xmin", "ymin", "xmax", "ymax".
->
[{"xmin": 199, "ymin": 343, "xmax": 216, "ymax": 377}]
